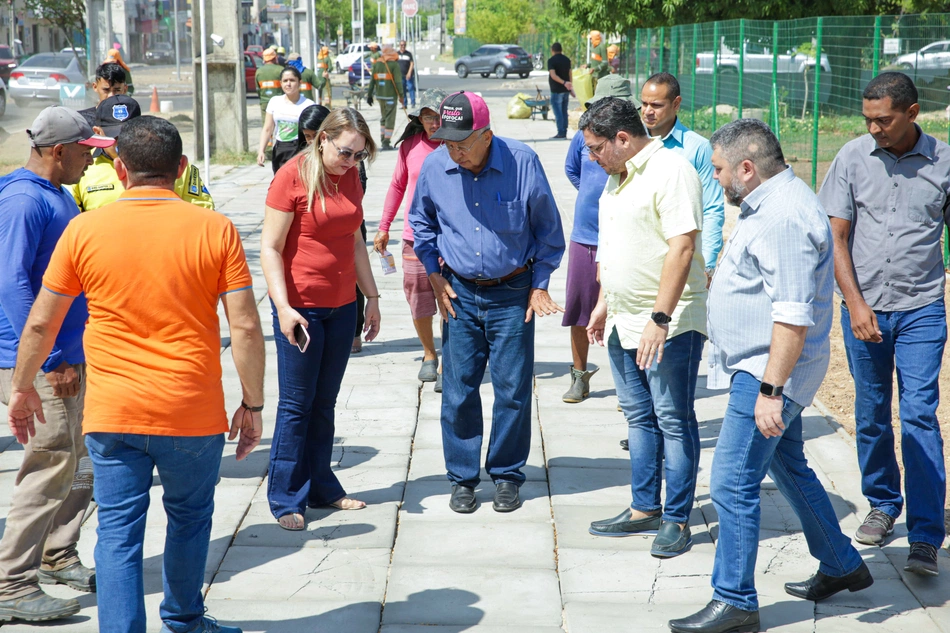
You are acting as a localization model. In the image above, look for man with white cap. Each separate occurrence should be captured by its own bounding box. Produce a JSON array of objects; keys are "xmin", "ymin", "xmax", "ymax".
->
[
  {"xmin": 409, "ymin": 91, "xmax": 565, "ymax": 514},
  {"xmin": 0, "ymin": 106, "xmax": 112, "ymax": 622}
]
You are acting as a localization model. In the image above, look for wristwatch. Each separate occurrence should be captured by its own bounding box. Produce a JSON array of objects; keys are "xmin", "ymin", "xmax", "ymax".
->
[
  {"xmin": 759, "ymin": 382, "xmax": 784, "ymax": 398},
  {"xmin": 651, "ymin": 311, "xmax": 672, "ymax": 325}
]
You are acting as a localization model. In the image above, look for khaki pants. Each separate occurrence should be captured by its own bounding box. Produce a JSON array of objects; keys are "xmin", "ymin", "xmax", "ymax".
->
[{"xmin": 0, "ymin": 365, "xmax": 92, "ymax": 599}]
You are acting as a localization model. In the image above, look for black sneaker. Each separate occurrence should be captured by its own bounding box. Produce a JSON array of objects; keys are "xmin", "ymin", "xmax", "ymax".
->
[
  {"xmin": 854, "ymin": 509, "xmax": 894, "ymax": 546},
  {"xmin": 904, "ymin": 542, "xmax": 939, "ymax": 577}
]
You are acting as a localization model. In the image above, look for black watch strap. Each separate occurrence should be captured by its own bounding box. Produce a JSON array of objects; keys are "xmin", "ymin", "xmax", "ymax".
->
[
  {"xmin": 241, "ymin": 400, "xmax": 264, "ymax": 413},
  {"xmin": 651, "ymin": 311, "xmax": 672, "ymax": 325},
  {"xmin": 759, "ymin": 382, "xmax": 784, "ymax": 398}
]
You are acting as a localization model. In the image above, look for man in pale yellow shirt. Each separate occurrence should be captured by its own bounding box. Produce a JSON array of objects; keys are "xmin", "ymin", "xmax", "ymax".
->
[{"xmin": 581, "ymin": 96, "xmax": 706, "ymax": 559}]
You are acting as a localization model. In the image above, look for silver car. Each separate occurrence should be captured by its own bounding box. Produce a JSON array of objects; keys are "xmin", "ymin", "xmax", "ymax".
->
[{"xmin": 7, "ymin": 52, "xmax": 86, "ymax": 108}]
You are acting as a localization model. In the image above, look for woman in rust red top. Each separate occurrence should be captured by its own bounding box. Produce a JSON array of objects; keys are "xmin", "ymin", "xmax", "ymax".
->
[{"xmin": 261, "ymin": 107, "xmax": 380, "ymax": 531}]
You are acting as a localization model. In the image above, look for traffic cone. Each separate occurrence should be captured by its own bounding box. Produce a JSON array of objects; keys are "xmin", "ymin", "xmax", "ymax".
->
[{"xmin": 150, "ymin": 86, "xmax": 160, "ymax": 113}]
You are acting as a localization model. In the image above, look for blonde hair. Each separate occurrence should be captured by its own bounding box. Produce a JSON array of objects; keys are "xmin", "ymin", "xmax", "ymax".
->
[{"xmin": 298, "ymin": 107, "xmax": 377, "ymax": 215}]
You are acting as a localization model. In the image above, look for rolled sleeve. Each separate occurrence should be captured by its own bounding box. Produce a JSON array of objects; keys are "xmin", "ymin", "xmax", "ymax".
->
[
  {"xmin": 408, "ymin": 163, "xmax": 442, "ymax": 276},
  {"xmin": 771, "ymin": 302, "xmax": 815, "ymax": 327},
  {"xmin": 694, "ymin": 143, "xmax": 725, "ymax": 267},
  {"xmin": 751, "ymin": 217, "xmax": 823, "ymax": 326},
  {"xmin": 564, "ymin": 134, "xmax": 583, "ymax": 190},
  {"xmin": 526, "ymin": 155, "xmax": 565, "ymax": 290}
]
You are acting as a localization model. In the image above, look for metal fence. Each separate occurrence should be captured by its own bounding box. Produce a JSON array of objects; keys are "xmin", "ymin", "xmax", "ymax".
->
[{"xmin": 620, "ymin": 13, "xmax": 950, "ymax": 189}]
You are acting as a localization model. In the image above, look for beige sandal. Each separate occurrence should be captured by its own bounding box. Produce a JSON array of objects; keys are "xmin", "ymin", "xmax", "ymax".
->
[
  {"xmin": 277, "ymin": 513, "xmax": 305, "ymax": 531},
  {"xmin": 329, "ymin": 497, "xmax": 366, "ymax": 510}
]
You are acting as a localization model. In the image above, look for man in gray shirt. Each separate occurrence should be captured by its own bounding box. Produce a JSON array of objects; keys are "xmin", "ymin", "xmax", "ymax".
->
[
  {"xmin": 819, "ymin": 72, "xmax": 948, "ymax": 577},
  {"xmin": 670, "ymin": 119, "xmax": 870, "ymax": 633}
]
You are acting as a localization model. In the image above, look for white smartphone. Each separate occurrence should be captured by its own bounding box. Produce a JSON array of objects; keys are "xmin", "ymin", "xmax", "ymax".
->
[{"xmin": 293, "ymin": 323, "xmax": 310, "ymax": 353}]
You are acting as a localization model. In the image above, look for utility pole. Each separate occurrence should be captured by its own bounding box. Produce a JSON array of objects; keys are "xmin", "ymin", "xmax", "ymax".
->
[
  {"xmin": 439, "ymin": 0, "xmax": 444, "ymax": 56},
  {"xmin": 104, "ymin": 0, "xmax": 113, "ymax": 53},
  {"xmin": 173, "ymin": 0, "xmax": 180, "ymax": 80}
]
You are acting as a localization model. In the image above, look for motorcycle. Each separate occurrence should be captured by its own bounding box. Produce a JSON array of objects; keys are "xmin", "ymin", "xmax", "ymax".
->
[{"xmin": 533, "ymin": 51, "xmax": 545, "ymax": 70}]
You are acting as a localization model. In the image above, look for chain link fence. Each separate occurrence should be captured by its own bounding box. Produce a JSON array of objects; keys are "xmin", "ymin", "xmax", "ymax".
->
[{"xmin": 620, "ymin": 13, "xmax": 950, "ymax": 189}]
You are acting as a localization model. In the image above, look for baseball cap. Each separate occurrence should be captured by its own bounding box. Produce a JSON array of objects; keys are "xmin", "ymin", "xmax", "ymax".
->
[
  {"xmin": 431, "ymin": 91, "xmax": 490, "ymax": 143},
  {"xmin": 27, "ymin": 106, "xmax": 115, "ymax": 149},
  {"xmin": 586, "ymin": 75, "xmax": 641, "ymax": 109},
  {"xmin": 96, "ymin": 95, "xmax": 142, "ymax": 138}
]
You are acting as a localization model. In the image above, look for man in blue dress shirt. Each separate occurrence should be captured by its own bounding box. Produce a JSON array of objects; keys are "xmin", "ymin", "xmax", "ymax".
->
[
  {"xmin": 409, "ymin": 91, "xmax": 565, "ymax": 514},
  {"xmin": 640, "ymin": 72, "xmax": 725, "ymax": 277}
]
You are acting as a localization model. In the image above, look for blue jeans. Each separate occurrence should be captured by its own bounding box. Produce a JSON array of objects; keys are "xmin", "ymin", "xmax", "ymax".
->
[
  {"xmin": 441, "ymin": 268, "xmax": 534, "ymax": 487},
  {"xmin": 607, "ymin": 328, "xmax": 703, "ymax": 524},
  {"xmin": 841, "ymin": 299, "xmax": 947, "ymax": 548},
  {"xmin": 710, "ymin": 372, "xmax": 863, "ymax": 611},
  {"xmin": 403, "ymin": 76, "xmax": 416, "ymax": 106},
  {"xmin": 550, "ymin": 91, "xmax": 569, "ymax": 137},
  {"xmin": 268, "ymin": 301, "xmax": 357, "ymax": 519},
  {"xmin": 85, "ymin": 432, "xmax": 225, "ymax": 633}
]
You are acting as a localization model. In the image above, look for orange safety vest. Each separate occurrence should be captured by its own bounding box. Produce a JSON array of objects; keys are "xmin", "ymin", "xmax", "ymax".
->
[
  {"xmin": 376, "ymin": 72, "xmax": 392, "ymax": 81},
  {"xmin": 259, "ymin": 79, "xmax": 280, "ymax": 89},
  {"xmin": 316, "ymin": 61, "xmax": 329, "ymax": 70},
  {"xmin": 300, "ymin": 82, "xmax": 313, "ymax": 90},
  {"xmin": 591, "ymin": 53, "xmax": 603, "ymax": 61}
]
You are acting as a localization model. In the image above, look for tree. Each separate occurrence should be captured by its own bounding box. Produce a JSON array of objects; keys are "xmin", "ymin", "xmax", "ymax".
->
[
  {"xmin": 25, "ymin": 0, "xmax": 87, "ymax": 71},
  {"xmin": 466, "ymin": 0, "xmax": 534, "ymax": 43},
  {"xmin": 554, "ymin": 0, "xmax": 950, "ymax": 33}
]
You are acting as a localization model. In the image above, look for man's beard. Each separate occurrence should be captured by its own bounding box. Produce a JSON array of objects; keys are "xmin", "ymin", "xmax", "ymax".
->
[{"xmin": 725, "ymin": 180, "xmax": 747, "ymax": 206}]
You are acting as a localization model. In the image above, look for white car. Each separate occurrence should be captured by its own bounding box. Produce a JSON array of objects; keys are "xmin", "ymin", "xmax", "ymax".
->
[
  {"xmin": 895, "ymin": 40, "xmax": 950, "ymax": 70},
  {"xmin": 335, "ymin": 43, "xmax": 372, "ymax": 74}
]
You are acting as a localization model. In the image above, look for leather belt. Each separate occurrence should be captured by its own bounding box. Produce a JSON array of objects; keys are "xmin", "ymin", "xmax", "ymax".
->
[{"xmin": 447, "ymin": 265, "xmax": 529, "ymax": 287}]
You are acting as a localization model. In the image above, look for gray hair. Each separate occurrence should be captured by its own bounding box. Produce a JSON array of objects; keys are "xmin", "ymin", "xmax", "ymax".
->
[{"xmin": 709, "ymin": 118, "xmax": 785, "ymax": 178}]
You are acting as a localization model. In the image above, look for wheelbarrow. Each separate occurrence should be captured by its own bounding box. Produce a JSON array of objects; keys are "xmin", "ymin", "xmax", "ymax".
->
[{"xmin": 522, "ymin": 87, "xmax": 549, "ymax": 120}]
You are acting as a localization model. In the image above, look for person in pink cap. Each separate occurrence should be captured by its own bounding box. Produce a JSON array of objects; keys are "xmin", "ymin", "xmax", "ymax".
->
[{"xmin": 408, "ymin": 91, "xmax": 565, "ymax": 514}]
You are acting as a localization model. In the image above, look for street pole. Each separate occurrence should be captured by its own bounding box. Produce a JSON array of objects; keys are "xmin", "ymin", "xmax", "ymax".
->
[
  {"xmin": 305, "ymin": 0, "xmax": 316, "ymax": 69},
  {"xmin": 104, "ymin": 0, "xmax": 113, "ymax": 53},
  {"xmin": 439, "ymin": 0, "xmax": 445, "ymax": 56},
  {"xmin": 198, "ymin": 0, "xmax": 210, "ymax": 184},
  {"xmin": 173, "ymin": 0, "xmax": 180, "ymax": 80}
]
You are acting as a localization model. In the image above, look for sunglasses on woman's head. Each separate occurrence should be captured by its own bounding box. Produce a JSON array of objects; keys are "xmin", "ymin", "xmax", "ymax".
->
[{"xmin": 328, "ymin": 137, "xmax": 369, "ymax": 162}]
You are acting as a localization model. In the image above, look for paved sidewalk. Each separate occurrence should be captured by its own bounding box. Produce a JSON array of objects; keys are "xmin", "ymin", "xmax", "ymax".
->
[{"xmin": 0, "ymin": 97, "xmax": 947, "ymax": 632}]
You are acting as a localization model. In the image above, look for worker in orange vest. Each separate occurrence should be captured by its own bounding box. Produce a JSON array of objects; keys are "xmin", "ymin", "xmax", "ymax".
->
[
  {"xmin": 316, "ymin": 46, "xmax": 332, "ymax": 106},
  {"xmin": 588, "ymin": 31, "xmax": 609, "ymax": 82},
  {"xmin": 255, "ymin": 48, "xmax": 284, "ymax": 120},
  {"xmin": 366, "ymin": 45, "xmax": 404, "ymax": 150}
]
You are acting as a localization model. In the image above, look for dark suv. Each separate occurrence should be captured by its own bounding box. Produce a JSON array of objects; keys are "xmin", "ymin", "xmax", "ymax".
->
[{"xmin": 455, "ymin": 45, "xmax": 533, "ymax": 79}]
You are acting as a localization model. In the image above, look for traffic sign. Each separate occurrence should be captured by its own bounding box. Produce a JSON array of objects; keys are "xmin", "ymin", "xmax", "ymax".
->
[{"xmin": 402, "ymin": 0, "xmax": 418, "ymax": 17}]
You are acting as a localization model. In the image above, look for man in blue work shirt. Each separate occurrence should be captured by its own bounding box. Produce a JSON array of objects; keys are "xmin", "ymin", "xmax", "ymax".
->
[
  {"xmin": 640, "ymin": 72, "xmax": 725, "ymax": 277},
  {"xmin": 410, "ymin": 91, "xmax": 565, "ymax": 514},
  {"xmin": 0, "ymin": 107, "xmax": 113, "ymax": 622},
  {"xmin": 561, "ymin": 75, "xmax": 639, "ymax": 405}
]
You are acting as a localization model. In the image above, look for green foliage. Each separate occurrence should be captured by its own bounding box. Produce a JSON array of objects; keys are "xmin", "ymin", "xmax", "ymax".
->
[
  {"xmin": 555, "ymin": 0, "xmax": 950, "ymax": 33},
  {"xmin": 467, "ymin": 0, "xmax": 535, "ymax": 43},
  {"xmin": 25, "ymin": 0, "xmax": 86, "ymax": 71}
]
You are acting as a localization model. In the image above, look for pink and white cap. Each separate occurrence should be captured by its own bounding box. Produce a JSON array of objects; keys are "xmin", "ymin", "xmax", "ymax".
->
[{"xmin": 431, "ymin": 91, "xmax": 491, "ymax": 142}]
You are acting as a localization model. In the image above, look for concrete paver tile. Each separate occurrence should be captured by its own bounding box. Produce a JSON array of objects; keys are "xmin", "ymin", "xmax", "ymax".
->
[
  {"xmin": 400, "ymin": 480, "xmax": 552, "ymax": 522},
  {"xmin": 382, "ymin": 566, "xmax": 562, "ymax": 627},
  {"xmin": 558, "ymin": 547, "xmax": 659, "ymax": 602},
  {"xmin": 200, "ymin": 599, "xmax": 382, "ymax": 633},
  {"xmin": 391, "ymin": 521, "xmax": 555, "ymax": 569},
  {"xmin": 564, "ymin": 601, "xmax": 697, "ymax": 633},
  {"xmin": 549, "ymin": 466, "xmax": 631, "ymax": 508},
  {"xmin": 407, "ymin": 446, "xmax": 547, "ymax": 482},
  {"xmin": 814, "ymin": 603, "xmax": 944, "ymax": 632}
]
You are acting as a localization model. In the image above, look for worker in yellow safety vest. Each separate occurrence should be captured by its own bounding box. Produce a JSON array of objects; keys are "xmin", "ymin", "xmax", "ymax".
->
[
  {"xmin": 71, "ymin": 95, "xmax": 215, "ymax": 212},
  {"xmin": 256, "ymin": 48, "xmax": 285, "ymax": 119}
]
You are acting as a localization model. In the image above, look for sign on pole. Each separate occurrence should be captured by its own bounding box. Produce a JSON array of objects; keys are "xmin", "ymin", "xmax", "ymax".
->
[{"xmin": 402, "ymin": 0, "xmax": 418, "ymax": 17}]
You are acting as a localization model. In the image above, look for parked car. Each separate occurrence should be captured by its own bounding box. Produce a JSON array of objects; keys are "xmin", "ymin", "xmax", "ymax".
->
[
  {"xmin": 455, "ymin": 45, "xmax": 533, "ymax": 79},
  {"xmin": 895, "ymin": 40, "xmax": 950, "ymax": 70},
  {"xmin": 0, "ymin": 45, "xmax": 18, "ymax": 81},
  {"xmin": 244, "ymin": 53, "xmax": 262, "ymax": 93},
  {"xmin": 246, "ymin": 44, "xmax": 265, "ymax": 55},
  {"xmin": 60, "ymin": 47, "xmax": 85, "ymax": 56},
  {"xmin": 7, "ymin": 52, "xmax": 85, "ymax": 108},
  {"xmin": 696, "ymin": 40, "xmax": 831, "ymax": 75},
  {"xmin": 336, "ymin": 43, "xmax": 371, "ymax": 74},
  {"xmin": 145, "ymin": 42, "xmax": 174, "ymax": 64},
  {"xmin": 348, "ymin": 53, "xmax": 373, "ymax": 87}
]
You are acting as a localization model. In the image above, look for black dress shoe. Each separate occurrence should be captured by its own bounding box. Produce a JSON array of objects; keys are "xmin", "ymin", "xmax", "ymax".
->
[
  {"xmin": 449, "ymin": 484, "xmax": 477, "ymax": 513},
  {"xmin": 669, "ymin": 600, "xmax": 759, "ymax": 633},
  {"xmin": 620, "ymin": 438, "xmax": 629, "ymax": 450},
  {"xmin": 784, "ymin": 561, "xmax": 873, "ymax": 601},
  {"xmin": 492, "ymin": 482, "xmax": 522, "ymax": 512},
  {"xmin": 589, "ymin": 508, "xmax": 661, "ymax": 536}
]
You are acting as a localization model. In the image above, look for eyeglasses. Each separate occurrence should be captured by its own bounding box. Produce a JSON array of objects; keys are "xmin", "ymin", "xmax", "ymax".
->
[
  {"xmin": 443, "ymin": 129, "xmax": 485, "ymax": 154},
  {"xmin": 328, "ymin": 137, "xmax": 370, "ymax": 162},
  {"xmin": 586, "ymin": 138, "xmax": 610, "ymax": 158},
  {"xmin": 420, "ymin": 114, "xmax": 440, "ymax": 123}
]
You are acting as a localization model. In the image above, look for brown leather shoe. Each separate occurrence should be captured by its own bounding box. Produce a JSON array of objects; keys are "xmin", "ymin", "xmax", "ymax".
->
[{"xmin": 0, "ymin": 589, "xmax": 80, "ymax": 622}]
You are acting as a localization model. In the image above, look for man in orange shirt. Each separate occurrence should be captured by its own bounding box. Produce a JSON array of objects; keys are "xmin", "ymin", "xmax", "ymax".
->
[{"xmin": 6, "ymin": 116, "xmax": 265, "ymax": 633}]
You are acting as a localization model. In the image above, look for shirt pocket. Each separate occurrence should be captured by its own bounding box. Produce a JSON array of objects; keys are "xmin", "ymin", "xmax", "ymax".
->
[
  {"xmin": 907, "ymin": 180, "xmax": 947, "ymax": 225},
  {"xmin": 496, "ymin": 199, "xmax": 527, "ymax": 234}
]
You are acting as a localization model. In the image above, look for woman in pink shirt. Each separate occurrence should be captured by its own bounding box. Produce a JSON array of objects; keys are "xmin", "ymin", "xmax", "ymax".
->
[{"xmin": 373, "ymin": 89, "xmax": 446, "ymax": 390}]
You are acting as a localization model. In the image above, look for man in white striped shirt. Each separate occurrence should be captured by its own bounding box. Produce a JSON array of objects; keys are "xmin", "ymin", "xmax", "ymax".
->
[{"xmin": 670, "ymin": 119, "xmax": 871, "ymax": 633}]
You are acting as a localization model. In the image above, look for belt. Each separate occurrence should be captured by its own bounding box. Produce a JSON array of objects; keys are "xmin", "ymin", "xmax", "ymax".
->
[{"xmin": 447, "ymin": 265, "xmax": 529, "ymax": 287}]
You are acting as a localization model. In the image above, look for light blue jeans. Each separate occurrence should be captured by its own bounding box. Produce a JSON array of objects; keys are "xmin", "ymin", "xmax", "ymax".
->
[
  {"xmin": 85, "ymin": 432, "xmax": 225, "ymax": 633},
  {"xmin": 710, "ymin": 372, "xmax": 864, "ymax": 611},
  {"xmin": 607, "ymin": 328, "xmax": 703, "ymax": 524}
]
